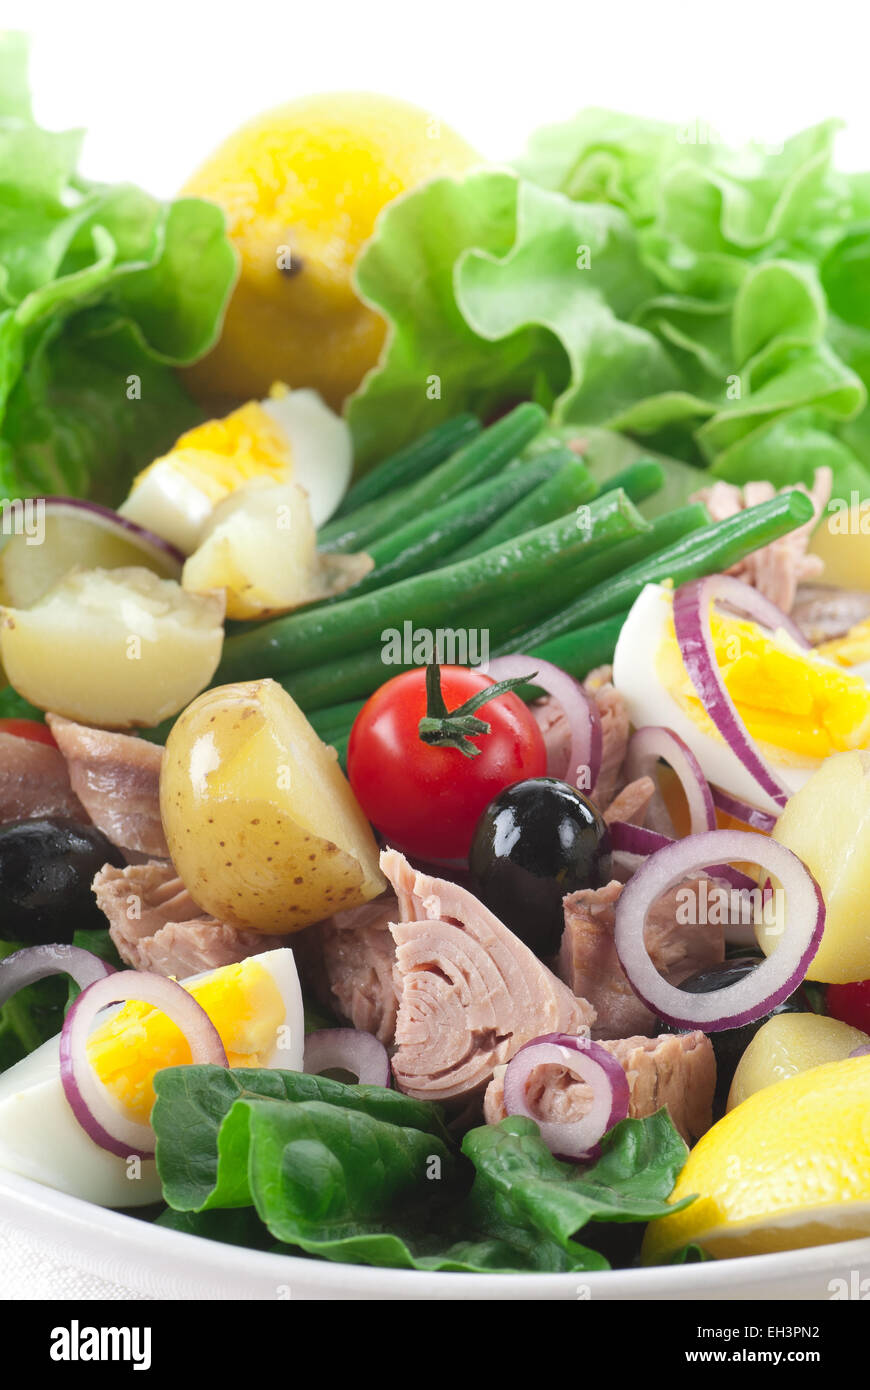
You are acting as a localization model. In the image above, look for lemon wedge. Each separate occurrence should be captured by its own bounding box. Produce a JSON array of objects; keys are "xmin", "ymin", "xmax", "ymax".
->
[{"xmin": 643, "ymin": 1055, "xmax": 870, "ymax": 1262}]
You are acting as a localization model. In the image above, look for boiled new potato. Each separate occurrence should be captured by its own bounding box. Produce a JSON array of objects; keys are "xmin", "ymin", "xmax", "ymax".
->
[
  {"xmin": 760, "ymin": 750, "xmax": 870, "ymax": 983},
  {"xmin": 809, "ymin": 505, "xmax": 870, "ymax": 591},
  {"xmin": 728, "ymin": 1013, "xmax": 870, "ymax": 1110},
  {"xmin": 0, "ymin": 567, "xmax": 224, "ymax": 728},
  {"xmin": 160, "ymin": 679, "xmax": 386, "ymax": 932},
  {"xmin": 181, "ymin": 481, "xmax": 371, "ymax": 620}
]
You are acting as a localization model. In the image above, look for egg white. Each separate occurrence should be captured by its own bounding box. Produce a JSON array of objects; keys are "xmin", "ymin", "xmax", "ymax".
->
[
  {"xmin": 182, "ymin": 947, "xmax": 305, "ymax": 1072},
  {"xmin": 0, "ymin": 947, "xmax": 304, "ymax": 1206},
  {"xmin": 118, "ymin": 463, "xmax": 215, "ymax": 554},
  {"xmin": 612, "ymin": 584, "xmax": 845, "ymax": 816},
  {"xmin": 120, "ymin": 388, "xmax": 352, "ymax": 553},
  {"xmin": 262, "ymin": 388, "xmax": 352, "ymax": 529}
]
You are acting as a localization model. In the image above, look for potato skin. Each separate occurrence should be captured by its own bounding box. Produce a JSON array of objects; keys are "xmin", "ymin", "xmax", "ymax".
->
[{"xmin": 160, "ymin": 679, "xmax": 385, "ymax": 932}]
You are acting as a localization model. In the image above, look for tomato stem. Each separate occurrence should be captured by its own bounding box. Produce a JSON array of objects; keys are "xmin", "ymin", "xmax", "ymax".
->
[{"xmin": 417, "ymin": 663, "xmax": 536, "ymax": 759}]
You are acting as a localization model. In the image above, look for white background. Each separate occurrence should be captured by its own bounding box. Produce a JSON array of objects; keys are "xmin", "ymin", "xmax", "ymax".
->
[{"xmin": 6, "ymin": 0, "xmax": 870, "ymax": 196}]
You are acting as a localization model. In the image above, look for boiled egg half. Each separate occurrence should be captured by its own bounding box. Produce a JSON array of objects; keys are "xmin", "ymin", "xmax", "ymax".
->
[
  {"xmin": 613, "ymin": 583, "xmax": 870, "ymax": 815},
  {"xmin": 119, "ymin": 386, "xmax": 352, "ymax": 552},
  {"xmin": 0, "ymin": 948, "xmax": 303, "ymax": 1207}
]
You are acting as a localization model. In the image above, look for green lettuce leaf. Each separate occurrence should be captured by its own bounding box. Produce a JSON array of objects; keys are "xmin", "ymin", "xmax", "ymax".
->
[
  {"xmin": 349, "ymin": 108, "xmax": 870, "ymax": 506},
  {"xmin": 152, "ymin": 1065, "xmax": 693, "ymax": 1273},
  {"xmin": 458, "ymin": 1111, "xmax": 693, "ymax": 1271},
  {"xmin": 153, "ymin": 1064, "xmax": 452, "ymax": 1212},
  {"xmin": 0, "ymin": 34, "xmax": 237, "ymax": 503},
  {"xmin": 348, "ymin": 171, "xmax": 674, "ymax": 468}
]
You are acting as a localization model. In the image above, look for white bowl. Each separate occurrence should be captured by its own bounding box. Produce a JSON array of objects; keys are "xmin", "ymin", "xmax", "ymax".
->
[{"xmin": 1, "ymin": 1166, "xmax": 868, "ymax": 1300}]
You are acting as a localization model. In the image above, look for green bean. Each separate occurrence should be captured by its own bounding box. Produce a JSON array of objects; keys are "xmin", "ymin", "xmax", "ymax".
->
[
  {"xmin": 288, "ymin": 612, "xmax": 630, "ymax": 738},
  {"xmin": 341, "ymin": 448, "xmax": 574, "ymax": 599},
  {"xmin": 331, "ymin": 413, "xmax": 480, "ymax": 519},
  {"xmin": 449, "ymin": 456, "xmax": 596, "ymax": 562},
  {"xmin": 307, "ymin": 699, "xmax": 366, "ymax": 740},
  {"xmin": 486, "ymin": 503, "xmax": 709, "ymax": 651},
  {"xmin": 509, "ymin": 489, "xmax": 815, "ymax": 650},
  {"xmin": 317, "ymin": 402, "xmax": 547, "ymax": 553},
  {"xmin": 218, "ymin": 488, "xmax": 649, "ymax": 681},
  {"xmin": 280, "ymin": 649, "xmax": 409, "ymax": 712},
  {"xmin": 594, "ymin": 457, "xmax": 665, "ymax": 505},
  {"xmin": 533, "ymin": 610, "xmax": 630, "ymax": 679}
]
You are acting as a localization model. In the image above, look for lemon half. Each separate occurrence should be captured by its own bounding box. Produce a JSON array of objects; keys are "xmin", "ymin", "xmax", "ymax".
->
[{"xmin": 182, "ymin": 93, "xmax": 478, "ymax": 410}]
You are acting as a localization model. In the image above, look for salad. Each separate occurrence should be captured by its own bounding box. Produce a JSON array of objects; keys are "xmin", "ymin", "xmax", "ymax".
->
[{"xmin": 3, "ymin": 31, "xmax": 870, "ymax": 1279}]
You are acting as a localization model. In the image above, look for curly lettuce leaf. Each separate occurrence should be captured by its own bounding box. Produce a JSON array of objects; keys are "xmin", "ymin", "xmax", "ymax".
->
[
  {"xmin": 349, "ymin": 110, "xmax": 870, "ymax": 507},
  {"xmin": 0, "ymin": 34, "xmax": 237, "ymax": 502},
  {"xmin": 349, "ymin": 171, "xmax": 674, "ymax": 468}
]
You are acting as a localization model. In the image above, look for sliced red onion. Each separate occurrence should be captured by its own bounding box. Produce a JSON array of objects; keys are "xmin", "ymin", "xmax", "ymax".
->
[
  {"xmin": 622, "ymin": 722, "xmax": 711, "ymax": 839},
  {"xmin": 711, "ymin": 785, "xmax": 777, "ymax": 834},
  {"xmin": 609, "ymin": 821, "xmax": 756, "ymax": 892},
  {"xmin": 481, "ymin": 655, "xmax": 601, "ymax": 791},
  {"xmin": 503, "ymin": 1032, "xmax": 629, "ymax": 1161},
  {"xmin": 60, "ymin": 972, "xmax": 228, "ymax": 1158},
  {"xmin": 0, "ymin": 944, "xmax": 115, "ymax": 1006},
  {"xmin": 304, "ymin": 1028, "xmax": 391, "ymax": 1087},
  {"xmin": 613, "ymin": 829, "xmax": 824, "ymax": 1031},
  {"xmin": 624, "ymin": 725, "xmax": 715, "ymax": 836},
  {"xmin": 849, "ymin": 1044, "xmax": 870, "ymax": 1058},
  {"xmin": 38, "ymin": 498, "xmax": 184, "ymax": 573},
  {"xmin": 673, "ymin": 576, "xmax": 808, "ymax": 811}
]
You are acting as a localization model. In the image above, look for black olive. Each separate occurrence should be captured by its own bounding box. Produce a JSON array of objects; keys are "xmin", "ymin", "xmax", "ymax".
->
[
  {"xmin": 469, "ymin": 777, "xmax": 612, "ymax": 958},
  {"xmin": 0, "ymin": 818, "xmax": 125, "ymax": 946},
  {"xmin": 657, "ymin": 955, "xmax": 821, "ymax": 1118}
]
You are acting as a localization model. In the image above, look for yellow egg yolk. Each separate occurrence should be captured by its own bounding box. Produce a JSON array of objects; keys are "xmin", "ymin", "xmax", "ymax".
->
[
  {"xmin": 657, "ymin": 608, "xmax": 870, "ymax": 762},
  {"xmin": 128, "ymin": 401, "xmax": 293, "ymax": 504},
  {"xmin": 818, "ymin": 617, "xmax": 870, "ymax": 670},
  {"xmin": 85, "ymin": 958, "xmax": 285, "ymax": 1123}
]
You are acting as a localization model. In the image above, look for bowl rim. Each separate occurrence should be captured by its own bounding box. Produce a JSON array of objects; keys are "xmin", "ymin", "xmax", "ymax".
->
[{"xmin": 3, "ymin": 1165, "xmax": 870, "ymax": 1299}]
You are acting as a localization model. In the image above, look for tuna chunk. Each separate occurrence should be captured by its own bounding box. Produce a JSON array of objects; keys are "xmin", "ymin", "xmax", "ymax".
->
[
  {"xmin": 93, "ymin": 860, "xmax": 279, "ymax": 976},
  {"xmin": 0, "ymin": 732, "xmax": 85, "ymax": 824},
  {"xmin": 692, "ymin": 471, "xmax": 831, "ymax": 614},
  {"xmin": 792, "ymin": 583, "xmax": 870, "ymax": 646},
  {"xmin": 528, "ymin": 677, "xmax": 635, "ymax": 816},
  {"xmin": 530, "ymin": 695, "xmax": 572, "ymax": 778},
  {"xmin": 294, "ymin": 896, "xmax": 400, "ymax": 1044},
  {"xmin": 47, "ymin": 714, "xmax": 168, "ymax": 858},
  {"xmin": 591, "ymin": 680, "xmax": 630, "ymax": 807},
  {"xmin": 602, "ymin": 776, "xmax": 655, "ymax": 827},
  {"xmin": 381, "ymin": 849, "xmax": 594, "ymax": 1103},
  {"xmin": 483, "ymin": 1030, "xmax": 715, "ymax": 1146},
  {"xmin": 558, "ymin": 878, "xmax": 723, "ymax": 1040}
]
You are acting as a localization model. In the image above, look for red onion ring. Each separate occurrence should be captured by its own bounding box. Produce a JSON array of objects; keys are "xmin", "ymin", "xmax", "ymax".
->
[
  {"xmin": 60, "ymin": 972, "xmax": 228, "ymax": 1158},
  {"xmin": 624, "ymin": 725, "xmax": 715, "ymax": 835},
  {"xmin": 609, "ymin": 821, "xmax": 756, "ymax": 892},
  {"xmin": 613, "ymin": 830, "xmax": 824, "ymax": 1030},
  {"xmin": 482, "ymin": 655, "xmax": 602, "ymax": 790},
  {"xmin": 710, "ymin": 785, "xmax": 777, "ymax": 833},
  {"xmin": 849, "ymin": 1044, "xmax": 870, "ymax": 1059},
  {"xmin": 305, "ymin": 1028, "xmax": 391, "ymax": 1087},
  {"xmin": 673, "ymin": 576, "xmax": 808, "ymax": 811},
  {"xmin": 0, "ymin": 944, "xmax": 114, "ymax": 1006},
  {"xmin": 37, "ymin": 497, "xmax": 185, "ymax": 572},
  {"xmin": 503, "ymin": 1032, "xmax": 630, "ymax": 1161}
]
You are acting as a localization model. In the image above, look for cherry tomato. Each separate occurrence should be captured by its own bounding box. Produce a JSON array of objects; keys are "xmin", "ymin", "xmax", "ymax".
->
[
  {"xmin": 0, "ymin": 717, "xmax": 56, "ymax": 747},
  {"xmin": 347, "ymin": 666, "xmax": 547, "ymax": 860},
  {"xmin": 826, "ymin": 980, "xmax": 870, "ymax": 1033}
]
